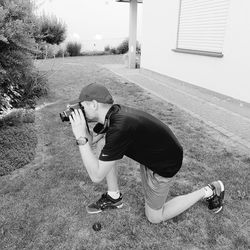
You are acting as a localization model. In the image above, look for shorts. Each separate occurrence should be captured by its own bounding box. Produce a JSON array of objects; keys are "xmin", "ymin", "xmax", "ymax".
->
[{"xmin": 140, "ymin": 164, "xmax": 173, "ymax": 210}]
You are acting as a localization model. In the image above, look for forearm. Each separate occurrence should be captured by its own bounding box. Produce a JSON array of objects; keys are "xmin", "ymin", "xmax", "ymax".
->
[
  {"xmin": 84, "ymin": 130, "xmax": 93, "ymax": 145},
  {"xmin": 92, "ymin": 133, "xmax": 104, "ymax": 145},
  {"xmin": 69, "ymin": 109, "xmax": 106, "ymax": 182},
  {"xmin": 78, "ymin": 143, "xmax": 101, "ymax": 182},
  {"xmin": 85, "ymin": 131, "xmax": 104, "ymax": 146}
]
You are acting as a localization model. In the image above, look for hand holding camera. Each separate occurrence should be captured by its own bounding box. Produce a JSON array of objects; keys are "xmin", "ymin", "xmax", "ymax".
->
[
  {"xmin": 60, "ymin": 103, "xmax": 91, "ymax": 142},
  {"xmin": 69, "ymin": 109, "xmax": 89, "ymax": 140}
]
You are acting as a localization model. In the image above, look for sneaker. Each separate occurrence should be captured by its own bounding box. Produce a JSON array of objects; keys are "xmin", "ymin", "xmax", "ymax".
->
[
  {"xmin": 206, "ymin": 180, "xmax": 225, "ymax": 213},
  {"xmin": 86, "ymin": 193, "xmax": 123, "ymax": 214}
]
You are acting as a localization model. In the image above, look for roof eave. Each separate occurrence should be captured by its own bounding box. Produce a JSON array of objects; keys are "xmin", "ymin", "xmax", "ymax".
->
[{"xmin": 116, "ymin": 0, "xmax": 143, "ymax": 3}]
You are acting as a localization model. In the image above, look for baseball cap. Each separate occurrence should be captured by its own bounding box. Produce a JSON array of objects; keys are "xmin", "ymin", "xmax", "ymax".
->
[{"xmin": 70, "ymin": 83, "xmax": 114, "ymax": 104}]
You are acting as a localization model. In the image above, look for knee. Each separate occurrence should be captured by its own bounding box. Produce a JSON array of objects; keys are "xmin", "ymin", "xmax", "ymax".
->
[
  {"xmin": 145, "ymin": 205, "xmax": 163, "ymax": 224},
  {"xmin": 146, "ymin": 214, "xmax": 162, "ymax": 224}
]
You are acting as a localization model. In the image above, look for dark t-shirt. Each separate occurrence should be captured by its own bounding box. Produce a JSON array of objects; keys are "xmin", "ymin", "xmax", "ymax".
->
[{"xmin": 98, "ymin": 105, "xmax": 183, "ymax": 177}]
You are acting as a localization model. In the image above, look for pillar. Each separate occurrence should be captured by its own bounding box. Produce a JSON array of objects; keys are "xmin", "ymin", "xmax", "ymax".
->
[{"xmin": 128, "ymin": 0, "xmax": 137, "ymax": 68}]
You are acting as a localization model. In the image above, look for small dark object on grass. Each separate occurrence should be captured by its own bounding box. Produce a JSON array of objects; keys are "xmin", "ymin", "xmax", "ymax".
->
[{"xmin": 92, "ymin": 222, "xmax": 102, "ymax": 231}]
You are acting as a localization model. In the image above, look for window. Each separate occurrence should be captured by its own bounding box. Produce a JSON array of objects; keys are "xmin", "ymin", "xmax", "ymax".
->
[{"xmin": 173, "ymin": 0, "xmax": 230, "ymax": 57}]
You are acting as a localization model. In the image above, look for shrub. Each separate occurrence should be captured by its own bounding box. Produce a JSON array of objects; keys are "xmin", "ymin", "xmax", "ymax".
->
[
  {"xmin": 0, "ymin": 108, "xmax": 35, "ymax": 127},
  {"xmin": 81, "ymin": 51, "xmax": 109, "ymax": 56},
  {"xmin": 110, "ymin": 47, "xmax": 118, "ymax": 55},
  {"xmin": 64, "ymin": 50, "xmax": 70, "ymax": 57},
  {"xmin": 116, "ymin": 39, "xmax": 129, "ymax": 54},
  {"xmin": 55, "ymin": 48, "xmax": 65, "ymax": 58},
  {"xmin": 116, "ymin": 38, "xmax": 141, "ymax": 54},
  {"xmin": 66, "ymin": 42, "xmax": 82, "ymax": 56},
  {"xmin": 40, "ymin": 44, "xmax": 61, "ymax": 59},
  {"xmin": 104, "ymin": 45, "xmax": 111, "ymax": 52},
  {"xmin": 46, "ymin": 44, "xmax": 57, "ymax": 58},
  {"xmin": 18, "ymin": 70, "xmax": 48, "ymax": 108},
  {"xmin": 0, "ymin": 0, "xmax": 48, "ymax": 113}
]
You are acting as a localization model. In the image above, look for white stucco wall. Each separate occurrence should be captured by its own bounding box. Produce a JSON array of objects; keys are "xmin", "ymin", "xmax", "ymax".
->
[{"xmin": 140, "ymin": 0, "xmax": 250, "ymax": 103}]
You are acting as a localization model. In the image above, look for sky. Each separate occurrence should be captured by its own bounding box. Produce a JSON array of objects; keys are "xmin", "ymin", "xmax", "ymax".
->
[{"xmin": 35, "ymin": 0, "xmax": 143, "ymax": 51}]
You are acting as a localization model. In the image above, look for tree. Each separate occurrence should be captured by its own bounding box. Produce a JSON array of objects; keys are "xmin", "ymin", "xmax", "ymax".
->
[{"xmin": 37, "ymin": 14, "xmax": 66, "ymax": 45}]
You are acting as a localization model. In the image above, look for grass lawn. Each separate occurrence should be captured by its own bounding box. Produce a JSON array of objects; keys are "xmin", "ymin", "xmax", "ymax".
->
[
  {"xmin": 0, "ymin": 109, "xmax": 37, "ymax": 176},
  {"xmin": 0, "ymin": 55, "xmax": 249, "ymax": 250}
]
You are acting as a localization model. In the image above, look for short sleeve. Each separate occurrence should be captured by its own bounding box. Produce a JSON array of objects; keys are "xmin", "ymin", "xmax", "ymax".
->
[{"xmin": 99, "ymin": 129, "xmax": 132, "ymax": 161}]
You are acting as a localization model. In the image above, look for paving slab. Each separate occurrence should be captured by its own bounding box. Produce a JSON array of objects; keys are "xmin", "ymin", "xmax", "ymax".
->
[{"xmin": 103, "ymin": 64, "xmax": 250, "ymax": 151}]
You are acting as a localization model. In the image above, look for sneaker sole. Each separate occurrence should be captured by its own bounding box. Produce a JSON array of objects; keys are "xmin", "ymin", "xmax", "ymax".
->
[
  {"xmin": 213, "ymin": 180, "xmax": 225, "ymax": 214},
  {"xmin": 86, "ymin": 209, "xmax": 102, "ymax": 214},
  {"xmin": 217, "ymin": 180, "xmax": 224, "ymax": 193},
  {"xmin": 86, "ymin": 203, "xmax": 123, "ymax": 214},
  {"xmin": 214, "ymin": 206, "xmax": 223, "ymax": 214}
]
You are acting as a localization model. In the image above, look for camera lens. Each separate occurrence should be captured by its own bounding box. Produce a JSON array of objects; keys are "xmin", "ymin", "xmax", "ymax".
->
[{"xmin": 59, "ymin": 111, "xmax": 70, "ymax": 122}]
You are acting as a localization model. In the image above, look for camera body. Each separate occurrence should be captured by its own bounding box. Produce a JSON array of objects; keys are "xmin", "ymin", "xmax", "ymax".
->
[
  {"xmin": 59, "ymin": 103, "xmax": 90, "ymax": 132},
  {"xmin": 60, "ymin": 103, "xmax": 82, "ymax": 122}
]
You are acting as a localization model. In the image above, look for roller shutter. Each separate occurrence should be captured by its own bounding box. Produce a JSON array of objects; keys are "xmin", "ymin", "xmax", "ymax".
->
[{"xmin": 176, "ymin": 0, "xmax": 230, "ymax": 56}]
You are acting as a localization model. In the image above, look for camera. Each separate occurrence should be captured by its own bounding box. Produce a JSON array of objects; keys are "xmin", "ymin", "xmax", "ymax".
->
[
  {"xmin": 60, "ymin": 103, "xmax": 81, "ymax": 122},
  {"xmin": 59, "ymin": 103, "xmax": 90, "ymax": 131}
]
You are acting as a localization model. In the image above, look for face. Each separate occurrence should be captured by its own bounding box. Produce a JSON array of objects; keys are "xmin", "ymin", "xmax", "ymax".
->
[{"xmin": 80, "ymin": 101, "xmax": 97, "ymax": 122}]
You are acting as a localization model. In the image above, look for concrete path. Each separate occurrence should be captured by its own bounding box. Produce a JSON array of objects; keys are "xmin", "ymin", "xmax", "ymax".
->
[{"xmin": 103, "ymin": 64, "xmax": 250, "ymax": 151}]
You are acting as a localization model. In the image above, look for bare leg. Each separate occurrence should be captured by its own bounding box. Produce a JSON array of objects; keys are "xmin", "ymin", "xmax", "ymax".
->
[
  {"xmin": 96, "ymin": 138, "xmax": 119, "ymax": 192},
  {"xmin": 146, "ymin": 188, "xmax": 206, "ymax": 223},
  {"xmin": 106, "ymin": 165, "xmax": 119, "ymax": 192},
  {"xmin": 162, "ymin": 188, "xmax": 205, "ymax": 220}
]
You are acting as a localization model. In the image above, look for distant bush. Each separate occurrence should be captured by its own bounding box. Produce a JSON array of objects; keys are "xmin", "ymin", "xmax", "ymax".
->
[
  {"xmin": 116, "ymin": 38, "xmax": 141, "ymax": 54},
  {"xmin": 46, "ymin": 44, "xmax": 57, "ymax": 58},
  {"xmin": 36, "ymin": 44, "xmax": 63, "ymax": 59},
  {"xmin": 66, "ymin": 42, "xmax": 82, "ymax": 56},
  {"xmin": 81, "ymin": 51, "xmax": 109, "ymax": 56},
  {"xmin": 116, "ymin": 39, "xmax": 129, "ymax": 54},
  {"xmin": 104, "ymin": 45, "xmax": 111, "ymax": 52},
  {"xmin": 64, "ymin": 51, "xmax": 70, "ymax": 57},
  {"xmin": 55, "ymin": 48, "xmax": 65, "ymax": 57},
  {"xmin": 110, "ymin": 47, "xmax": 118, "ymax": 55}
]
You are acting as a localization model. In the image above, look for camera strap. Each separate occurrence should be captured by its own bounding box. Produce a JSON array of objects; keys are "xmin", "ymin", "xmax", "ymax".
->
[{"xmin": 79, "ymin": 102, "xmax": 90, "ymax": 133}]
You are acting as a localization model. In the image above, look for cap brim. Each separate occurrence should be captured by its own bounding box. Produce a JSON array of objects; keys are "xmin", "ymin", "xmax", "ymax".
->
[{"xmin": 69, "ymin": 98, "xmax": 80, "ymax": 105}]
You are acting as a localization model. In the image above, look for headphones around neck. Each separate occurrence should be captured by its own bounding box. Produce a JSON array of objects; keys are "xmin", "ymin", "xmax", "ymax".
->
[{"xmin": 93, "ymin": 104, "xmax": 120, "ymax": 134}]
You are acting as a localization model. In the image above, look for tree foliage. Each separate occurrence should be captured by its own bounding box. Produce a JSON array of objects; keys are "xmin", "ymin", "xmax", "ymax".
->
[
  {"xmin": 0, "ymin": 0, "xmax": 48, "ymax": 112},
  {"xmin": 37, "ymin": 14, "xmax": 66, "ymax": 45}
]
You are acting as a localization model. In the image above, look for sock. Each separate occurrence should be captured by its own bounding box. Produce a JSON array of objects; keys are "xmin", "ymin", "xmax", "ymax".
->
[
  {"xmin": 107, "ymin": 191, "xmax": 120, "ymax": 200},
  {"xmin": 203, "ymin": 186, "xmax": 213, "ymax": 199}
]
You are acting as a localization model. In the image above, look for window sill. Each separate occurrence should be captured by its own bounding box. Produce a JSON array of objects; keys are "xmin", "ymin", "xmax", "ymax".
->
[{"xmin": 172, "ymin": 48, "xmax": 223, "ymax": 58}]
